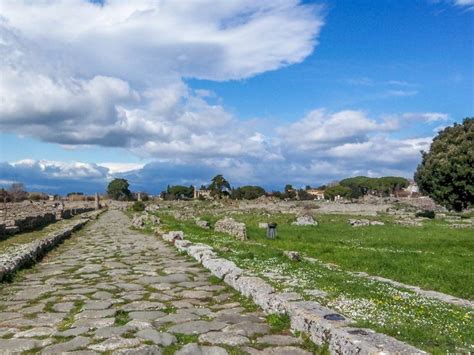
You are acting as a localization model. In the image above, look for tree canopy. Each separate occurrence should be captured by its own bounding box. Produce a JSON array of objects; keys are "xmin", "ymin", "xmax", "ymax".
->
[
  {"xmin": 164, "ymin": 185, "xmax": 194, "ymax": 200},
  {"xmin": 107, "ymin": 178, "xmax": 132, "ymax": 200},
  {"xmin": 339, "ymin": 176, "xmax": 409, "ymax": 198},
  {"xmin": 209, "ymin": 175, "xmax": 231, "ymax": 198},
  {"xmin": 230, "ymin": 185, "xmax": 266, "ymax": 200},
  {"xmin": 324, "ymin": 185, "xmax": 352, "ymax": 200},
  {"xmin": 415, "ymin": 118, "xmax": 473, "ymax": 211}
]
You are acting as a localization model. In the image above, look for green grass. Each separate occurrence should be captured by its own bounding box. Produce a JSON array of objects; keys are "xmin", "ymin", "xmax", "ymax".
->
[
  {"xmin": 114, "ymin": 310, "xmax": 131, "ymax": 326},
  {"xmin": 266, "ymin": 313, "xmax": 291, "ymax": 334},
  {"xmin": 203, "ymin": 212, "xmax": 473, "ymax": 299},
  {"xmin": 156, "ymin": 211, "xmax": 474, "ymax": 354},
  {"xmin": 57, "ymin": 300, "xmax": 84, "ymax": 331}
]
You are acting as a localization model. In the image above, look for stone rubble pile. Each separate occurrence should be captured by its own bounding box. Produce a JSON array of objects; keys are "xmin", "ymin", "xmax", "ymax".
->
[
  {"xmin": 145, "ymin": 204, "xmax": 160, "ymax": 212},
  {"xmin": 161, "ymin": 231, "xmax": 425, "ymax": 354},
  {"xmin": 195, "ymin": 218, "xmax": 210, "ymax": 229},
  {"xmin": 284, "ymin": 251, "xmax": 301, "ymax": 261},
  {"xmin": 0, "ymin": 201, "xmax": 96, "ymax": 238},
  {"xmin": 130, "ymin": 213, "xmax": 160, "ymax": 229},
  {"xmin": 292, "ymin": 215, "xmax": 318, "ymax": 226},
  {"xmin": 348, "ymin": 219, "xmax": 385, "ymax": 227},
  {"xmin": 214, "ymin": 217, "xmax": 247, "ymax": 241},
  {"xmin": 162, "ymin": 230, "xmax": 184, "ymax": 243},
  {"xmin": 394, "ymin": 219, "xmax": 423, "ymax": 227}
]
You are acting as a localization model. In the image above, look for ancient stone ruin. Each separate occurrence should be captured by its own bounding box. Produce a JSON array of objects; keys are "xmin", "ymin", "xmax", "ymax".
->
[
  {"xmin": 0, "ymin": 201, "xmax": 96, "ymax": 239},
  {"xmin": 214, "ymin": 217, "xmax": 247, "ymax": 240},
  {"xmin": 292, "ymin": 215, "xmax": 318, "ymax": 226}
]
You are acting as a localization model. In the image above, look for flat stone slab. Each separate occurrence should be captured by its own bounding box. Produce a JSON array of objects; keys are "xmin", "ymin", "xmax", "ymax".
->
[
  {"xmin": 198, "ymin": 331, "xmax": 250, "ymax": 346},
  {"xmin": 136, "ymin": 329, "xmax": 177, "ymax": 345},
  {"xmin": 13, "ymin": 327, "xmax": 55, "ymax": 338},
  {"xmin": 0, "ymin": 339, "xmax": 50, "ymax": 352},
  {"xmin": 176, "ymin": 343, "xmax": 229, "ymax": 355},
  {"xmin": 88, "ymin": 337, "xmax": 141, "ymax": 351},
  {"xmin": 256, "ymin": 335, "xmax": 303, "ymax": 346},
  {"xmin": 168, "ymin": 320, "xmax": 227, "ymax": 335},
  {"xmin": 41, "ymin": 336, "xmax": 91, "ymax": 354}
]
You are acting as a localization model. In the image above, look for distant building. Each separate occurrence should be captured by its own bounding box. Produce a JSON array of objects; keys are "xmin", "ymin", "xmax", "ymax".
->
[
  {"xmin": 403, "ymin": 181, "xmax": 420, "ymax": 197},
  {"xmin": 306, "ymin": 189, "xmax": 325, "ymax": 200},
  {"xmin": 193, "ymin": 188, "xmax": 212, "ymax": 199}
]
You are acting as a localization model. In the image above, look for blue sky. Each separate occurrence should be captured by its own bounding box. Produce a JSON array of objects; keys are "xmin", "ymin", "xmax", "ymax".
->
[{"xmin": 0, "ymin": 0, "xmax": 472, "ymax": 194}]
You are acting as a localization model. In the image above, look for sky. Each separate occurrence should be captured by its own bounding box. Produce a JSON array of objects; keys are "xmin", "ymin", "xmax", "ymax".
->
[{"xmin": 0, "ymin": 0, "xmax": 472, "ymax": 194}]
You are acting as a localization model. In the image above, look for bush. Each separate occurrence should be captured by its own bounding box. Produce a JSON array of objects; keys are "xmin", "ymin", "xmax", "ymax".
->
[
  {"xmin": 415, "ymin": 210, "xmax": 435, "ymax": 219},
  {"xmin": 132, "ymin": 201, "xmax": 145, "ymax": 212},
  {"xmin": 28, "ymin": 192, "xmax": 48, "ymax": 201}
]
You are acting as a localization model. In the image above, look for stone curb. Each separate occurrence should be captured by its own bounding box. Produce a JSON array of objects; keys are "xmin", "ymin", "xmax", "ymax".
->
[
  {"xmin": 162, "ymin": 232, "xmax": 426, "ymax": 354},
  {"xmin": 0, "ymin": 209, "xmax": 105, "ymax": 282}
]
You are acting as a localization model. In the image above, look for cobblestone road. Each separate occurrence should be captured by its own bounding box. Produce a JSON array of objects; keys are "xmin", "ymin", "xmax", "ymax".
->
[{"xmin": 0, "ymin": 210, "xmax": 312, "ymax": 354}]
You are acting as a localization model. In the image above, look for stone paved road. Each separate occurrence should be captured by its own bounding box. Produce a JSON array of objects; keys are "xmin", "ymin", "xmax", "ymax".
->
[{"xmin": 0, "ymin": 210, "xmax": 312, "ymax": 354}]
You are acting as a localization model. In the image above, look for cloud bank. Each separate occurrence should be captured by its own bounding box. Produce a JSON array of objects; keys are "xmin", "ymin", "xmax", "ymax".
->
[{"xmin": 0, "ymin": 1, "xmax": 447, "ymax": 192}]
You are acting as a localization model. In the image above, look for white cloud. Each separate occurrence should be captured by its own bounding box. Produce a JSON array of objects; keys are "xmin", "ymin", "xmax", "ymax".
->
[
  {"xmin": 0, "ymin": 0, "xmax": 324, "ymax": 158},
  {"xmin": 279, "ymin": 109, "xmax": 398, "ymax": 153},
  {"xmin": 98, "ymin": 162, "xmax": 146, "ymax": 174},
  {"xmin": 453, "ymin": 0, "xmax": 474, "ymax": 6},
  {"xmin": 403, "ymin": 112, "xmax": 450, "ymax": 122},
  {"xmin": 384, "ymin": 89, "xmax": 418, "ymax": 97}
]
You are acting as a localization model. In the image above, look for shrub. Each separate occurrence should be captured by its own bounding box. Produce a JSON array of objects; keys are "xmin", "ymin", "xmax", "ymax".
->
[
  {"xmin": 132, "ymin": 201, "xmax": 145, "ymax": 212},
  {"xmin": 415, "ymin": 210, "xmax": 435, "ymax": 219}
]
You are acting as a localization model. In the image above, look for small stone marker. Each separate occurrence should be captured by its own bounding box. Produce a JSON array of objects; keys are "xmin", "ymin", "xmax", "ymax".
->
[
  {"xmin": 266, "ymin": 223, "xmax": 277, "ymax": 239},
  {"xmin": 94, "ymin": 193, "xmax": 100, "ymax": 210}
]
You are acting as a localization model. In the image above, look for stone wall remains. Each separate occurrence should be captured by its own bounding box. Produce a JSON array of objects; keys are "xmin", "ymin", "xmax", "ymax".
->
[
  {"xmin": 0, "ymin": 201, "xmax": 96, "ymax": 238},
  {"xmin": 214, "ymin": 217, "xmax": 247, "ymax": 240}
]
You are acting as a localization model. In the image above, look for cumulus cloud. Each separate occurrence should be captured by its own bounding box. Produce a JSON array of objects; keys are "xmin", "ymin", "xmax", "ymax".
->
[
  {"xmin": 279, "ymin": 110, "xmax": 398, "ymax": 154},
  {"xmin": 0, "ymin": 1, "xmax": 446, "ymax": 191},
  {"xmin": 0, "ymin": 0, "xmax": 323, "ymax": 158}
]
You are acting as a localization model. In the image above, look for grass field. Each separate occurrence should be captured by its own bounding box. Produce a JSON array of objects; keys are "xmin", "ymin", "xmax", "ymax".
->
[
  {"xmin": 154, "ymin": 209, "xmax": 474, "ymax": 354},
  {"xmin": 201, "ymin": 212, "xmax": 473, "ymax": 300}
]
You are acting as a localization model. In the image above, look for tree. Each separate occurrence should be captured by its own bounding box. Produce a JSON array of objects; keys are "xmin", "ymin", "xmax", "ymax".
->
[
  {"xmin": 415, "ymin": 118, "xmax": 473, "ymax": 211},
  {"xmin": 8, "ymin": 183, "xmax": 28, "ymax": 202},
  {"xmin": 209, "ymin": 175, "xmax": 231, "ymax": 198},
  {"xmin": 165, "ymin": 185, "xmax": 194, "ymax": 200},
  {"xmin": 324, "ymin": 185, "xmax": 352, "ymax": 200},
  {"xmin": 107, "ymin": 178, "xmax": 132, "ymax": 200},
  {"xmin": 297, "ymin": 189, "xmax": 312, "ymax": 200},
  {"xmin": 339, "ymin": 176, "xmax": 408, "ymax": 198},
  {"xmin": 230, "ymin": 186, "xmax": 266, "ymax": 200},
  {"xmin": 283, "ymin": 184, "xmax": 296, "ymax": 199}
]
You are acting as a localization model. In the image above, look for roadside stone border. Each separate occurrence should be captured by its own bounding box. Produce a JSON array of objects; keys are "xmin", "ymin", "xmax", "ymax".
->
[
  {"xmin": 0, "ymin": 210, "xmax": 105, "ymax": 282},
  {"xmin": 304, "ymin": 257, "xmax": 474, "ymax": 309},
  {"xmin": 162, "ymin": 232, "xmax": 426, "ymax": 354}
]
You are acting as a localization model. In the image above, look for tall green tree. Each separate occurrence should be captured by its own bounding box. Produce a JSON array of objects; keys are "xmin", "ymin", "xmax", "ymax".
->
[
  {"xmin": 107, "ymin": 178, "xmax": 132, "ymax": 200},
  {"xmin": 415, "ymin": 118, "xmax": 473, "ymax": 211},
  {"xmin": 209, "ymin": 174, "xmax": 231, "ymax": 198}
]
